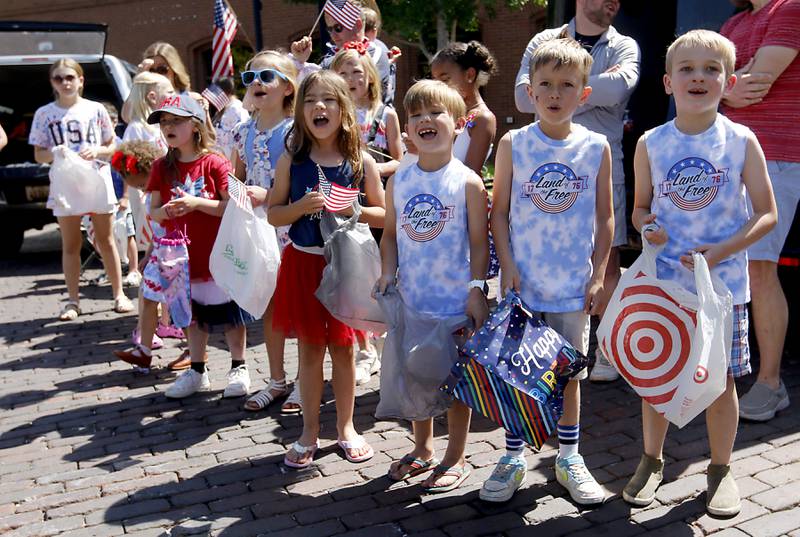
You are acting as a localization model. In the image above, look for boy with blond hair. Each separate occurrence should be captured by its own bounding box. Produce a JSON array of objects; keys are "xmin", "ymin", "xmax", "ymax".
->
[
  {"xmin": 486, "ymin": 38, "xmax": 613, "ymax": 505},
  {"xmin": 623, "ymin": 29, "xmax": 777, "ymax": 516},
  {"xmin": 377, "ymin": 79, "xmax": 489, "ymax": 493}
]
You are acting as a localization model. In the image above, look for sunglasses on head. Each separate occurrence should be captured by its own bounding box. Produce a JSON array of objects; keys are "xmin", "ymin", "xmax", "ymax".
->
[
  {"xmin": 149, "ymin": 64, "xmax": 170, "ymax": 75},
  {"xmin": 240, "ymin": 68, "xmax": 289, "ymax": 87},
  {"xmin": 326, "ymin": 23, "xmax": 345, "ymax": 34},
  {"xmin": 51, "ymin": 74, "xmax": 77, "ymax": 84}
]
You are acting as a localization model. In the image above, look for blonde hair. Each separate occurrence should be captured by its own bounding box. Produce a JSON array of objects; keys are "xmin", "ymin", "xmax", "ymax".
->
[
  {"xmin": 287, "ymin": 70, "xmax": 364, "ymax": 185},
  {"xmin": 128, "ymin": 72, "xmax": 173, "ymax": 125},
  {"xmin": 403, "ymin": 79, "xmax": 466, "ymax": 121},
  {"xmin": 666, "ymin": 29, "xmax": 736, "ymax": 76},
  {"xmin": 50, "ymin": 58, "xmax": 84, "ymax": 96},
  {"xmin": 143, "ymin": 42, "xmax": 191, "ymax": 92},
  {"xmin": 529, "ymin": 38, "xmax": 593, "ymax": 86},
  {"xmin": 331, "ymin": 48, "xmax": 382, "ymax": 111},
  {"xmin": 245, "ymin": 50, "xmax": 299, "ymax": 114},
  {"xmin": 362, "ymin": 7, "xmax": 380, "ymax": 34}
]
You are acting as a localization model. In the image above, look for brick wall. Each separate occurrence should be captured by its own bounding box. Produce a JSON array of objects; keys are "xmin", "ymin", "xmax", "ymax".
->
[{"xmin": 0, "ymin": 0, "xmax": 547, "ymax": 142}]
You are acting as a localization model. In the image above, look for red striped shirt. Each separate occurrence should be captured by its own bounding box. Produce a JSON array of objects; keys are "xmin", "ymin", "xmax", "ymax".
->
[{"xmin": 721, "ymin": 0, "xmax": 800, "ymax": 163}]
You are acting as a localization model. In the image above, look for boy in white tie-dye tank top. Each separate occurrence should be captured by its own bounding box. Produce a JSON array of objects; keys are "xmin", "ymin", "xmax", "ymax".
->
[
  {"xmin": 376, "ymin": 80, "xmax": 489, "ymax": 493},
  {"xmin": 624, "ymin": 30, "xmax": 777, "ymax": 516},
  {"xmin": 487, "ymin": 38, "xmax": 614, "ymax": 506}
]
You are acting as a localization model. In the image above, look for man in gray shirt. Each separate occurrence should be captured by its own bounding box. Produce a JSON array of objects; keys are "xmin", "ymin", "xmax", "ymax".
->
[{"xmin": 515, "ymin": 0, "xmax": 640, "ymax": 382}]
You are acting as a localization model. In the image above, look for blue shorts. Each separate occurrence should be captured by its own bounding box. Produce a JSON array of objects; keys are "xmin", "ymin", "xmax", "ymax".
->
[{"xmin": 729, "ymin": 304, "xmax": 751, "ymax": 378}]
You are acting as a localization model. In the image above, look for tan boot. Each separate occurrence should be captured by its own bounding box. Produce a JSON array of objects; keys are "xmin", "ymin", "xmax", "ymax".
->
[
  {"xmin": 707, "ymin": 464, "xmax": 741, "ymax": 517},
  {"xmin": 622, "ymin": 454, "xmax": 664, "ymax": 506}
]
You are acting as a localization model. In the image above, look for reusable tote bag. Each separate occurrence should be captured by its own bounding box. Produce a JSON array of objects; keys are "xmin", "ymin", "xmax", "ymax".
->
[
  {"xmin": 48, "ymin": 146, "xmax": 116, "ymax": 215},
  {"xmin": 375, "ymin": 285, "xmax": 470, "ymax": 421},
  {"xmin": 316, "ymin": 203, "xmax": 386, "ymax": 333},
  {"xmin": 210, "ymin": 177, "xmax": 281, "ymax": 319},
  {"xmin": 441, "ymin": 291, "xmax": 588, "ymax": 450},
  {"xmin": 596, "ymin": 233, "xmax": 733, "ymax": 428}
]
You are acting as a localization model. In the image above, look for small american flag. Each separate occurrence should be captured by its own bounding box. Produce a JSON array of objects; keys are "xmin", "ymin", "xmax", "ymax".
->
[
  {"xmin": 226, "ymin": 174, "xmax": 252, "ymax": 213},
  {"xmin": 323, "ymin": 0, "xmax": 362, "ymax": 31},
  {"xmin": 211, "ymin": 0, "xmax": 238, "ymax": 81},
  {"xmin": 201, "ymin": 84, "xmax": 230, "ymax": 112},
  {"xmin": 317, "ymin": 165, "xmax": 359, "ymax": 212}
]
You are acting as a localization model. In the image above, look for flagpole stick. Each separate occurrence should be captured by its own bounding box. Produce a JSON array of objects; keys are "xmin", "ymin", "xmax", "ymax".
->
[
  {"xmin": 308, "ymin": 8, "xmax": 325, "ymax": 39},
  {"xmin": 223, "ymin": 0, "xmax": 257, "ymax": 51}
]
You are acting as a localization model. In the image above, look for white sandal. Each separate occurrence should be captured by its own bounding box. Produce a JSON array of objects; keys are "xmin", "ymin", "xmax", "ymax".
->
[
  {"xmin": 59, "ymin": 301, "xmax": 81, "ymax": 321},
  {"xmin": 281, "ymin": 381, "xmax": 303, "ymax": 415},
  {"xmin": 244, "ymin": 378, "xmax": 288, "ymax": 411}
]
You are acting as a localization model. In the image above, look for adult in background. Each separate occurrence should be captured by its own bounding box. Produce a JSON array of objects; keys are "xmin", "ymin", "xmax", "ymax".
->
[
  {"xmin": 290, "ymin": 0, "xmax": 394, "ymax": 104},
  {"xmin": 720, "ymin": 0, "xmax": 800, "ymax": 422},
  {"xmin": 514, "ymin": 0, "xmax": 640, "ymax": 382}
]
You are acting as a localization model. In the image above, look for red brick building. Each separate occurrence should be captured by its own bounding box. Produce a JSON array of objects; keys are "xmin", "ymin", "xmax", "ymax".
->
[{"xmin": 0, "ymin": 0, "xmax": 547, "ymax": 139}]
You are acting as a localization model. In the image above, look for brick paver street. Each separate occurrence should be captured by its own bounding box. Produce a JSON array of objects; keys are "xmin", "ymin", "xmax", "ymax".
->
[{"xmin": 1, "ymin": 226, "xmax": 799, "ymax": 537}]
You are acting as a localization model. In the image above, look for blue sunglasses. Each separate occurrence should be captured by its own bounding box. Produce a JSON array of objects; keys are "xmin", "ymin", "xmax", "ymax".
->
[{"xmin": 240, "ymin": 68, "xmax": 289, "ymax": 87}]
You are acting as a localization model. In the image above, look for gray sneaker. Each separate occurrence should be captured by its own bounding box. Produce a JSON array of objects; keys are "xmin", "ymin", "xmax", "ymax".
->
[
  {"xmin": 707, "ymin": 464, "xmax": 741, "ymax": 517},
  {"xmin": 739, "ymin": 380, "xmax": 789, "ymax": 421}
]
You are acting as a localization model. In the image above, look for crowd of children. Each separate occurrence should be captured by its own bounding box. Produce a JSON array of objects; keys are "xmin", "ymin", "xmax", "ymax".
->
[{"xmin": 27, "ymin": 0, "xmax": 780, "ymax": 519}]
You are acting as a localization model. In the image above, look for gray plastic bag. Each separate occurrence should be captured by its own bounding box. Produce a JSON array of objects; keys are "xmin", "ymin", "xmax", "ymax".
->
[
  {"xmin": 316, "ymin": 204, "xmax": 386, "ymax": 333},
  {"xmin": 375, "ymin": 285, "xmax": 470, "ymax": 421}
]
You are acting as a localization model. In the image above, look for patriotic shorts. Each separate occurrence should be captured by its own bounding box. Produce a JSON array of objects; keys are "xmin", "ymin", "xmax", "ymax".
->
[{"xmin": 729, "ymin": 304, "xmax": 751, "ymax": 378}]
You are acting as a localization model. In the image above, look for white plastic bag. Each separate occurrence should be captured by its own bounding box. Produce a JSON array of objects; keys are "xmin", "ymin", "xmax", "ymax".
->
[
  {"xmin": 48, "ymin": 146, "xmax": 116, "ymax": 215},
  {"xmin": 210, "ymin": 196, "xmax": 280, "ymax": 319},
  {"xmin": 112, "ymin": 210, "xmax": 129, "ymax": 265},
  {"xmin": 597, "ymin": 233, "xmax": 733, "ymax": 428},
  {"xmin": 316, "ymin": 204, "xmax": 385, "ymax": 333}
]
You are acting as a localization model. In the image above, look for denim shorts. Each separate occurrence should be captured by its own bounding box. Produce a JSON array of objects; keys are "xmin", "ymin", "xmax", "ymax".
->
[{"xmin": 748, "ymin": 160, "xmax": 800, "ymax": 262}]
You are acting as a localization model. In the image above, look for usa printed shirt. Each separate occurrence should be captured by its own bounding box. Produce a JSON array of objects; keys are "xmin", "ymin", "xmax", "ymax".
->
[
  {"xmin": 644, "ymin": 114, "xmax": 751, "ymax": 305},
  {"xmin": 29, "ymin": 99, "xmax": 114, "ymax": 152},
  {"xmin": 509, "ymin": 122, "xmax": 606, "ymax": 313},
  {"xmin": 393, "ymin": 158, "xmax": 474, "ymax": 318}
]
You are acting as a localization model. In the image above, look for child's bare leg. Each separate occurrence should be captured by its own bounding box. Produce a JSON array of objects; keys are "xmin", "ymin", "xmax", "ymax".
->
[
  {"xmin": 558, "ymin": 378, "xmax": 580, "ymax": 427},
  {"xmin": 186, "ymin": 324, "xmax": 209, "ymax": 364},
  {"xmin": 224, "ymin": 324, "xmax": 246, "ymax": 361},
  {"xmin": 642, "ymin": 400, "xmax": 670, "ymax": 460},
  {"xmin": 286, "ymin": 340, "xmax": 325, "ymax": 465},
  {"xmin": 90, "ymin": 213, "xmax": 124, "ymax": 300},
  {"xmin": 139, "ymin": 298, "xmax": 159, "ymax": 349},
  {"xmin": 264, "ymin": 300, "xmax": 288, "ymax": 390},
  {"xmin": 442, "ymin": 400, "xmax": 471, "ymax": 466},
  {"xmin": 159, "ymin": 303, "xmax": 171, "ymax": 325},
  {"xmin": 388, "ymin": 418, "xmax": 435, "ymax": 479},
  {"xmin": 329, "ymin": 342, "xmax": 372, "ymax": 458},
  {"xmin": 57, "ymin": 216, "xmax": 82, "ymax": 304},
  {"xmin": 127, "ymin": 237, "xmax": 138, "ymax": 273},
  {"xmin": 707, "ymin": 376, "xmax": 738, "ymax": 466}
]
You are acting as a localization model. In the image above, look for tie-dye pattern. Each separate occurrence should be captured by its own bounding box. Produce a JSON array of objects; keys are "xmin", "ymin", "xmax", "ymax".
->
[
  {"xmin": 644, "ymin": 115, "xmax": 751, "ymax": 305},
  {"xmin": 394, "ymin": 159, "xmax": 474, "ymax": 318},
  {"xmin": 509, "ymin": 122, "xmax": 606, "ymax": 312}
]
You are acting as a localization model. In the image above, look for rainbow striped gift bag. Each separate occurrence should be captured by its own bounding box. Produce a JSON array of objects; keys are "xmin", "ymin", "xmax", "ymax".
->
[{"xmin": 441, "ymin": 291, "xmax": 588, "ymax": 450}]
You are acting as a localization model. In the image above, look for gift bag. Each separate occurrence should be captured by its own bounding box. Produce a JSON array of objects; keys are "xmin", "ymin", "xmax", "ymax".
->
[
  {"xmin": 375, "ymin": 285, "xmax": 469, "ymax": 421},
  {"xmin": 596, "ymin": 233, "xmax": 732, "ymax": 428},
  {"xmin": 441, "ymin": 291, "xmax": 588, "ymax": 450},
  {"xmin": 48, "ymin": 146, "xmax": 116, "ymax": 215},
  {"xmin": 210, "ymin": 180, "xmax": 281, "ymax": 319},
  {"xmin": 316, "ymin": 203, "xmax": 385, "ymax": 333},
  {"xmin": 155, "ymin": 230, "xmax": 192, "ymax": 328}
]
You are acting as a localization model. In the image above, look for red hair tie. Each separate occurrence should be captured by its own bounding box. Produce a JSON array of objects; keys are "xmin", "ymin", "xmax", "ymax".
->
[{"xmin": 343, "ymin": 40, "xmax": 368, "ymax": 55}]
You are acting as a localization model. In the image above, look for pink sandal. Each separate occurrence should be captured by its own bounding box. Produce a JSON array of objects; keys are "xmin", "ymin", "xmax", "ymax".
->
[
  {"xmin": 283, "ymin": 440, "xmax": 319, "ymax": 469},
  {"xmin": 337, "ymin": 435, "xmax": 374, "ymax": 463}
]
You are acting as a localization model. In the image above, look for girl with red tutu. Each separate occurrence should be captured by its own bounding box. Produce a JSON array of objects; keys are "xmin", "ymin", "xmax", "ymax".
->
[{"xmin": 268, "ymin": 70, "xmax": 385, "ymax": 468}]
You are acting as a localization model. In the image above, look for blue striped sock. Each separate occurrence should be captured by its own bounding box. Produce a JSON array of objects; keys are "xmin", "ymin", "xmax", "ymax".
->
[
  {"xmin": 557, "ymin": 423, "xmax": 579, "ymax": 459},
  {"xmin": 505, "ymin": 432, "xmax": 525, "ymax": 458}
]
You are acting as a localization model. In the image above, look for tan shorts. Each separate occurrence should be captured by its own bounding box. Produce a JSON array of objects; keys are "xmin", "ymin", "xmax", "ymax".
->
[{"xmin": 536, "ymin": 310, "xmax": 590, "ymax": 380}]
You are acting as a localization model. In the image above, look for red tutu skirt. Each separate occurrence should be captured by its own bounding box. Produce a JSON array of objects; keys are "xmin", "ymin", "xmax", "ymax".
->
[{"xmin": 272, "ymin": 244, "xmax": 356, "ymax": 347}]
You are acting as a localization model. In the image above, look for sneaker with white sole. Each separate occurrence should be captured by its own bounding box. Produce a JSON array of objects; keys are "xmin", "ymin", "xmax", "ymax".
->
[
  {"xmin": 589, "ymin": 349, "xmax": 620, "ymax": 382},
  {"xmin": 123, "ymin": 271, "xmax": 142, "ymax": 287},
  {"xmin": 165, "ymin": 369, "xmax": 210, "ymax": 399},
  {"xmin": 223, "ymin": 365, "xmax": 251, "ymax": 398},
  {"xmin": 555, "ymin": 453, "xmax": 605, "ymax": 505},
  {"xmin": 738, "ymin": 380, "xmax": 790, "ymax": 422},
  {"xmin": 479, "ymin": 455, "xmax": 527, "ymax": 502},
  {"xmin": 355, "ymin": 349, "xmax": 380, "ymax": 386}
]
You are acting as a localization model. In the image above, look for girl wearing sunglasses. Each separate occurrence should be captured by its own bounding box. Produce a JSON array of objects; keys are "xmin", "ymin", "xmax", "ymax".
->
[
  {"xmin": 29, "ymin": 59, "xmax": 134, "ymax": 321},
  {"xmin": 230, "ymin": 50, "xmax": 302, "ymax": 414}
]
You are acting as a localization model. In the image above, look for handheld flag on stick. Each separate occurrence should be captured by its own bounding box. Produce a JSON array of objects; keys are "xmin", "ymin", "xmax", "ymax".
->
[
  {"xmin": 323, "ymin": 0, "xmax": 362, "ymax": 31},
  {"xmin": 226, "ymin": 173, "xmax": 252, "ymax": 214},
  {"xmin": 201, "ymin": 84, "xmax": 230, "ymax": 112},
  {"xmin": 317, "ymin": 165, "xmax": 359, "ymax": 212}
]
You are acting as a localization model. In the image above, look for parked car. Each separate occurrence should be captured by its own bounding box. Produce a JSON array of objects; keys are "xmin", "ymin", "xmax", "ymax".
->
[{"xmin": 0, "ymin": 21, "xmax": 134, "ymax": 255}]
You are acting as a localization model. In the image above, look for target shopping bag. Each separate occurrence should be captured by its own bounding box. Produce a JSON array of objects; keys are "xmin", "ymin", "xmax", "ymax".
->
[
  {"xmin": 440, "ymin": 291, "xmax": 588, "ymax": 450},
  {"xmin": 597, "ymin": 235, "xmax": 733, "ymax": 428}
]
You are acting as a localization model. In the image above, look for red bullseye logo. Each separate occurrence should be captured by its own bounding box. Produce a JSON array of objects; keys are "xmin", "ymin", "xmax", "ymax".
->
[{"xmin": 600, "ymin": 274, "xmax": 697, "ymax": 410}]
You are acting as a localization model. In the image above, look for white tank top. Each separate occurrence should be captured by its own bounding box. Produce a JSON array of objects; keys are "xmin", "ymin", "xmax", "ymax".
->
[
  {"xmin": 644, "ymin": 114, "xmax": 751, "ymax": 304},
  {"xmin": 509, "ymin": 122, "xmax": 606, "ymax": 312},
  {"xmin": 393, "ymin": 158, "xmax": 474, "ymax": 317}
]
